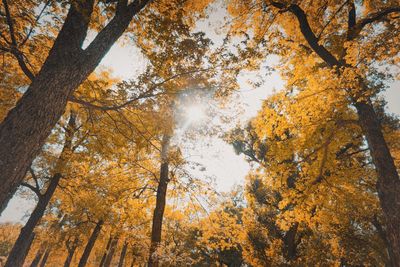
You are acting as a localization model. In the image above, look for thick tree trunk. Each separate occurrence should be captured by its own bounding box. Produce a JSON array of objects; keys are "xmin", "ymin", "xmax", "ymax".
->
[
  {"xmin": 271, "ymin": 3, "xmax": 400, "ymax": 263},
  {"xmin": 5, "ymin": 174, "xmax": 61, "ymax": 267},
  {"xmin": 78, "ymin": 220, "xmax": 104, "ymax": 267},
  {"xmin": 0, "ymin": 0, "xmax": 150, "ymax": 213},
  {"xmin": 99, "ymin": 236, "xmax": 113, "ymax": 267},
  {"xmin": 118, "ymin": 241, "xmax": 128, "ymax": 267},
  {"xmin": 39, "ymin": 248, "xmax": 50, "ymax": 267},
  {"xmin": 103, "ymin": 237, "xmax": 119, "ymax": 267},
  {"xmin": 355, "ymin": 101, "xmax": 400, "ymax": 264},
  {"xmin": 148, "ymin": 134, "xmax": 171, "ymax": 267},
  {"xmin": 5, "ymin": 112, "xmax": 75, "ymax": 267}
]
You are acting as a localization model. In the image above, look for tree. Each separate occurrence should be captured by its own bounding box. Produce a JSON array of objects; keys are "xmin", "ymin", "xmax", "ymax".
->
[
  {"xmin": 0, "ymin": 0, "xmax": 153, "ymax": 211},
  {"xmin": 227, "ymin": 0, "xmax": 400, "ymax": 261}
]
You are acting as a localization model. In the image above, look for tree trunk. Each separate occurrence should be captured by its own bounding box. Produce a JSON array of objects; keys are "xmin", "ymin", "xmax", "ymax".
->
[
  {"xmin": 39, "ymin": 248, "xmax": 50, "ymax": 267},
  {"xmin": 103, "ymin": 237, "xmax": 119, "ymax": 267},
  {"xmin": 0, "ymin": 0, "xmax": 150, "ymax": 213},
  {"xmin": 5, "ymin": 112, "xmax": 75, "ymax": 267},
  {"xmin": 355, "ymin": 101, "xmax": 400, "ymax": 264},
  {"xmin": 118, "ymin": 241, "xmax": 128, "ymax": 267},
  {"xmin": 148, "ymin": 134, "xmax": 171, "ymax": 267},
  {"xmin": 30, "ymin": 245, "xmax": 45, "ymax": 267},
  {"xmin": 271, "ymin": 3, "xmax": 400, "ymax": 263},
  {"xmin": 78, "ymin": 220, "xmax": 104, "ymax": 267},
  {"xmin": 99, "ymin": 235, "xmax": 113, "ymax": 267},
  {"xmin": 5, "ymin": 174, "xmax": 61, "ymax": 267},
  {"xmin": 64, "ymin": 240, "xmax": 78, "ymax": 267}
]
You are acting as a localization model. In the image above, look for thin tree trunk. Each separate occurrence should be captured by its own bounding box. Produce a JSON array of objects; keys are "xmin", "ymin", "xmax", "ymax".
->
[
  {"xmin": 39, "ymin": 248, "xmax": 50, "ymax": 267},
  {"xmin": 118, "ymin": 241, "xmax": 128, "ymax": 267},
  {"xmin": 103, "ymin": 237, "xmax": 119, "ymax": 267},
  {"xmin": 30, "ymin": 245, "xmax": 45, "ymax": 267},
  {"xmin": 5, "ymin": 174, "xmax": 61, "ymax": 267},
  {"xmin": 64, "ymin": 239, "xmax": 79, "ymax": 267},
  {"xmin": 148, "ymin": 134, "xmax": 171, "ymax": 267},
  {"xmin": 99, "ymin": 235, "xmax": 113, "ymax": 267},
  {"xmin": 78, "ymin": 220, "xmax": 104, "ymax": 267},
  {"xmin": 0, "ymin": 0, "xmax": 150, "ymax": 213}
]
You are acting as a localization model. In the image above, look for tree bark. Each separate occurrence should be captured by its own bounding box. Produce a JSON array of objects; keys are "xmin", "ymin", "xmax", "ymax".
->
[
  {"xmin": 0, "ymin": 0, "xmax": 150, "ymax": 213},
  {"xmin": 5, "ymin": 112, "xmax": 75, "ymax": 267},
  {"xmin": 118, "ymin": 241, "xmax": 128, "ymax": 267},
  {"xmin": 268, "ymin": 2, "xmax": 400, "ymax": 263},
  {"xmin": 355, "ymin": 101, "xmax": 400, "ymax": 264},
  {"xmin": 78, "ymin": 220, "xmax": 104, "ymax": 267},
  {"xmin": 39, "ymin": 248, "xmax": 50, "ymax": 267},
  {"xmin": 5, "ymin": 174, "xmax": 61, "ymax": 267},
  {"xmin": 103, "ymin": 237, "xmax": 119, "ymax": 267},
  {"xmin": 148, "ymin": 134, "xmax": 171, "ymax": 267}
]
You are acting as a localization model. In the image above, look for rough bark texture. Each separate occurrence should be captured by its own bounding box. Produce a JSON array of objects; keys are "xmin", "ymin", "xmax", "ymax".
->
[
  {"xmin": 103, "ymin": 237, "xmax": 119, "ymax": 267},
  {"xmin": 78, "ymin": 220, "xmax": 104, "ymax": 267},
  {"xmin": 355, "ymin": 101, "xmax": 400, "ymax": 264},
  {"xmin": 0, "ymin": 0, "xmax": 150, "ymax": 213},
  {"xmin": 148, "ymin": 134, "xmax": 171, "ymax": 267},
  {"xmin": 5, "ymin": 112, "xmax": 75, "ymax": 267},
  {"xmin": 118, "ymin": 241, "xmax": 129, "ymax": 267},
  {"xmin": 268, "ymin": 2, "xmax": 400, "ymax": 263}
]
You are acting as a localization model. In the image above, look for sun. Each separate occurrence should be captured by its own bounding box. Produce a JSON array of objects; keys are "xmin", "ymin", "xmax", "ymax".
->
[{"xmin": 186, "ymin": 104, "xmax": 206, "ymax": 124}]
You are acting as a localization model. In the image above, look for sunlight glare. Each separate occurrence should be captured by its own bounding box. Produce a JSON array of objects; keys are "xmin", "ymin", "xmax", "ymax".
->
[{"xmin": 186, "ymin": 104, "xmax": 206, "ymax": 124}]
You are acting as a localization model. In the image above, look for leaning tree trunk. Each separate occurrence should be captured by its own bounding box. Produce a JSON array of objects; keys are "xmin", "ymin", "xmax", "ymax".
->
[
  {"xmin": 30, "ymin": 245, "xmax": 45, "ymax": 267},
  {"xmin": 0, "ymin": 0, "xmax": 150, "ymax": 213},
  {"xmin": 5, "ymin": 112, "xmax": 75, "ymax": 267},
  {"xmin": 103, "ymin": 237, "xmax": 119, "ymax": 267},
  {"xmin": 267, "ymin": 2, "xmax": 400, "ymax": 263},
  {"xmin": 5, "ymin": 174, "xmax": 61, "ymax": 267},
  {"xmin": 118, "ymin": 241, "xmax": 128, "ymax": 267},
  {"xmin": 39, "ymin": 248, "xmax": 51, "ymax": 267},
  {"xmin": 99, "ymin": 236, "xmax": 113, "ymax": 267},
  {"xmin": 78, "ymin": 220, "xmax": 104, "ymax": 267},
  {"xmin": 355, "ymin": 101, "xmax": 400, "ymax": 264},
  {"xmin": 63, "ymin": 240, "xmax": 79, "ymax": 267},
  {"xmin": 148, "ymin": 134, "xmax": 171, "ymax": 267}
]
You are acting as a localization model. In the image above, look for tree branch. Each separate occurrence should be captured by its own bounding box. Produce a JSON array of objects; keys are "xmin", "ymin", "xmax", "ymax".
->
[
  {"xmin": 270, "ymin": 2, "xmax": 340, "ymax": 67},
  {"xmin": 21, "ymin": 182, "xmax": 42, "ymax": 197}
]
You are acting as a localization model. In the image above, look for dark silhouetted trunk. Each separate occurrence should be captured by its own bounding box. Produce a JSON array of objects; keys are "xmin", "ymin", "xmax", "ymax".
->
[
  {"xmin": 282, "ymin": 223, "xmax": 299, "ymax": 262},
  {"xmin": 148, "ymin": 134, "xmax": 171, "ymax": 267},
  {"xmin": 99, "ymin": 235, "xmax": 113, "ymax": 267},
  {"xmin": 78, "ymin": 220, "xmax": 104, "ymax": 267},
  {"xmin": 0, "ymin": 0, "xmax": 150, "ymax": 213},
  {"xmin": 118, "ymin": 241, "xmax": 128, "ymax": 267},
  {"xmin": 5, "ymin": 174, "xmax": 61, "ymax": 267},
  {"xmin": 30, "ymin": 245, "xmax": 45, "ymax": 267},
  {"xmin": 356, "ymin": 101, "xmax": 400, "ymax": 264},
  {"xmin": 5, "ymin": 112, "xmax": 75, "ymax": 267},
  {"xmin": 103, "ymin": 237, "xmax": 119, "ymax": 267},
  {"xmin": 64, "ymin": 238, "xmax": 79, "ymax": 267},
  {"xmin": 39, "ymin": 248, "xmax": 50, "ymax": 267},
  {"xmin": 267, "ymin": 2, "xmax": 400, "ymax": 263}
]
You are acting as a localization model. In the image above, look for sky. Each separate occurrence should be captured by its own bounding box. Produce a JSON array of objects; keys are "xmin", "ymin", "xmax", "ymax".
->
[{"xmin": 0, "ymin": 2, "xmax": 399, "ymax": 223}]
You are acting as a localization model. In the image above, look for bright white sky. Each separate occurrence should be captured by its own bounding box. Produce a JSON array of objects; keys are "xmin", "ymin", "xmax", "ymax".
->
[{"xmin": 0, "ymin": 2, "xmax": 399, "ymax": 223}]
